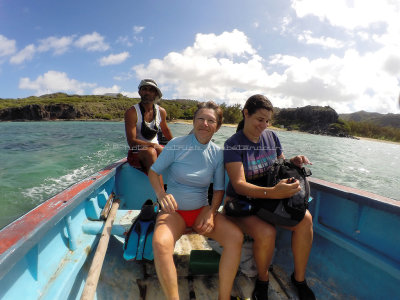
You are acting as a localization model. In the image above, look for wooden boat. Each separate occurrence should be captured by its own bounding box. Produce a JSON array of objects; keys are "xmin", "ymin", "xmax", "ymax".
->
[{"xmin": 0, "ymin": 158, "xmax": 399, "ymax": 299}]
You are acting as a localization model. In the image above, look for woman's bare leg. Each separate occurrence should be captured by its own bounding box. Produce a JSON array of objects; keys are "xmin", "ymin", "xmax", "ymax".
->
[
  {"xmin": 233, "ymin": 216, "xmax": 276, "ymax": 281},
  {"xmin": 203, "ymin": 213, "xmax": 243, "ymax": 300},
  {"xmin": 152, "ymin": 211, "xmax": 186, "ymax": 300},
  {"xmin": 283, "ymin": 210, "xmax": 313, "ymax": 281}
]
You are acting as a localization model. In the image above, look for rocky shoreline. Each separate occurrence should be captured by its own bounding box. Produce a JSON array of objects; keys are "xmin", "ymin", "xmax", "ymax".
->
[
  {"xmin": 0, "ymin": 103, "xmax": 360, "ymax": 140},
  {"xmin": 0, "ymin": 104, "xmax": 85, "ymax": 121},
  {"xmin": 273, "ymin": 105, "xmax": 356, "ymax": 139}
]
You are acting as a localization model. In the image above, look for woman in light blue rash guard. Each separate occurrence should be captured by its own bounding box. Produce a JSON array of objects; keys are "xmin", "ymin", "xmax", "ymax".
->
[{"xmin": 149, "ymin": 101, "xmax": 243, "ymax": 300}]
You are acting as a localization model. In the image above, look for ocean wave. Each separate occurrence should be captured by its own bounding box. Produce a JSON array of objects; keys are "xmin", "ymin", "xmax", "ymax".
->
[{"xmin": 21, "ymin": 164, "xmax": 97, "ymax": 204}]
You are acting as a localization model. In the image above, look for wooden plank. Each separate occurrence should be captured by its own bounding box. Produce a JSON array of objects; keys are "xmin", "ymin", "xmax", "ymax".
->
[
  {"xmin": 95, "ymin": 237, "xmax": 144, "ymax": 300},
  {"xmin": 269, "ymin": 270, "xmax": 291, "ymax": 300},
  {"xmin": 191, "ymin": 275, "xmax": 220, "ymax": 299},
  {"xmin": 270, "ymin": 264, "xmax": 297, "ymax": 299},
  {"xmin": 233, "ymin": 273, "xmax": 255, "ymax": 299},
  {"xmin": 140, "ymin": 277, "xmax": 191, "ymax": 300},
  {"xmin": 100, "ymin": 192, "xmax": 115, "ymax": 220},
  {"xmin": 81, "ymin": 199, "xmax": 120, "ymax": 300}
]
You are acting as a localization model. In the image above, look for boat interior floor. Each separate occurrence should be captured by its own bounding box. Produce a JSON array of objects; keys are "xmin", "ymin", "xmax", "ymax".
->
[
  {"xmin": 76, "ymin": 232, "xmax": 309, "ymax": 300},
  {"xmin": 72, "ymin": 208, "xmax": 345, "ymax": 299}
]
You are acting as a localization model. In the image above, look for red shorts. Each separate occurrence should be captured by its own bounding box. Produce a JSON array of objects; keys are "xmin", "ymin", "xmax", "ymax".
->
[{"xmin": 176, "ymin": 207, "xmax": 204, "ymax": 228}]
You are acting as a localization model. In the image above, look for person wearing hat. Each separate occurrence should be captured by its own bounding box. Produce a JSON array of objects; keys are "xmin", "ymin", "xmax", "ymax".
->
[{"xmin": 125, "ymin": 79, "xmax": 173, "ymax": 173}]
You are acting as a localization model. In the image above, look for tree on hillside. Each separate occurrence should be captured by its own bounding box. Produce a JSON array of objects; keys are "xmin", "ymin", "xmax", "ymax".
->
[{"xmin": 221, "ymin": 103, "xmax": 242, "ymax": 124}]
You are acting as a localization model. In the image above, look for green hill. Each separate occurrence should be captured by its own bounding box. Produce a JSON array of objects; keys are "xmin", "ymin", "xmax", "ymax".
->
[
  {"xmin": 340, "ymin": 111, "xmax": 400, "ymax": 128},
  {"xmin": 1, "ymin": 93, "xmax": 399, "ymax": 142}
]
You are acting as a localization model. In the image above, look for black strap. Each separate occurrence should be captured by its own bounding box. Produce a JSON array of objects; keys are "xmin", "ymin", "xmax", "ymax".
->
[{"xmin": 138, "ymin": 103, "xmax": 158, "ymax": 128}]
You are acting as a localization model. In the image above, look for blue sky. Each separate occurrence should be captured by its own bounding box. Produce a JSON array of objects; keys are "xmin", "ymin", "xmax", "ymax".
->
[{"xmin": 1, "ymin": 0, "xmax": 399, "ymax": 114}]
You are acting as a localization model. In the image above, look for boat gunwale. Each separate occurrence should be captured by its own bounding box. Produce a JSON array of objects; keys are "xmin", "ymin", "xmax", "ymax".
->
[
  {"xmin": 0, "ymin": 158, "xmax": 127, "ymax": 280},
  {"xmin": 1, "ymin": 159, "xmax": 399, "ymax": 286},
  {"xmin": 309, "ymin": 177, "xmax": 400, "ymax": 214}
]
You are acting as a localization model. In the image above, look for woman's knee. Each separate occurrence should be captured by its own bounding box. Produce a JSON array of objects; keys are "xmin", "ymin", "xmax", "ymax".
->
[
  {"xmin": 152, "ymin": 233, "xmax": 174, "ymax": 255},
  {"xmin": 229, "ymin": 225, "xmax": 244, "ymax": 247},
  {"xmin": 253, "ymin": 223, "xmax": 276, "ymax": 242},
  {"xmin": 298, "ymin": 210, "xmax": 313, "ymax": 229},
  {"xmin": 215, "ymin": 219, "xmax": 243, "ymax": 249}
]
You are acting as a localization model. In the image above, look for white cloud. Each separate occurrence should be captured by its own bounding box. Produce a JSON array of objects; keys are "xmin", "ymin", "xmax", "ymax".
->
[
  {"xmin": 133, "ymin": 30, "xmax": 280, "ymax": 104},
  {"xmin": 19, "ymin": 70, "xmax": 95, "ymax": 95},
  {"xmin": 190, "ymin": 29, "xmax": 256, "ymax": 57},
  {"xmin": 116, "ymin": 36, "xmax": 133, "ymax": 47},
  {"xmin": 99, "ymin": 52, "xmax": 130, "ymax": 66},
  {"xmin": 269, "ymin": 48, "xmax": 400, "ymax": 113},
  {"xmin": 113, "ymin": 71, "xmax": 135, "ymax": 81},
  {"xmin": 10, "ymin": 44, "xmax": 36, "ymax": 64},
  {"xmin": 74, "ymin": 32, "xmax": 109, "ymax": 51},
  {"xmin": 133, "ymin": 26, "xmax": 145, "ymax": 34},
  {"xmin": 5, "ymin": 32, "xmax": 109, "ymax": 65},
  {"xmin": 92, "ymin": 85, "xmax": 121, "ymax": 95},
  {"xmin": 133, "ymin": 29, "xmax": 399, "ymax": 113},
  {"xmin": 37, "ymin": 36, "xmax": 75, "ymax": 55},
  {"xmin": 121, "ymin": 91, "xmax": 138, "ymax": 98},
  {"xmin": 277, "ymin": 16, "xmax": 293, "ymax": 34},
  {"xmin": 298, "ymin": 31, "xmax": 344, "ymax": 49},
  {"xmin": 0, "ymin": 35, "xmax": 17, "ymax": 57},
  {"xmin": 289, "ymin": 0, "xmax": 400, "ymax": 113},
  {"xmin": 383, "ymin": 53, "xmax": 400, "ymax": 76},
  {"xmin": 291, "ymin": 0, "xmax": 400, "ymax": 30}
]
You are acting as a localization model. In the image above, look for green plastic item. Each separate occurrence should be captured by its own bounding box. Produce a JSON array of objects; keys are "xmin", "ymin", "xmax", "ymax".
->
[{"xmin": 189, "ymin": 250, "xmax": 221, "ymax": 275}]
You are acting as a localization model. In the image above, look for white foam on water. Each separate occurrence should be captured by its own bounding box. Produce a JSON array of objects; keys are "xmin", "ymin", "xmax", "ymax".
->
[
  {"xmin": 358, "ymin": 168, "xmax": 370, "ymax": 174},
  {"xmin": 20, "ymin": 143, "xmax": 124, "ymax": 205},
  {"xmin": 22, "ymin": 164, "xmax": 96, "ymax": 204}
]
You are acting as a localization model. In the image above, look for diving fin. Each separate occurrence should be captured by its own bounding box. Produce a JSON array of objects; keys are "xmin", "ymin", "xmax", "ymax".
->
[
  {"xmin": 143, "ymin": 222, "xmax": 155, "ymax": 260},
  {"xmin": 123, "ymin": 217, "xmax": 141, "ymax": 260},
  {"xmin": 123, "ymin": 199, "xmax": 158, "ymax": 261},
  {"xmin": 135, "ymin": 220, "xmax": 151, "ymax": 260}
]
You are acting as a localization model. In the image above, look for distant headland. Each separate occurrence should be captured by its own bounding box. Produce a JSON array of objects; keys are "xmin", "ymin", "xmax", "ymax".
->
[{"xmin": 1, "ymin": 93, "xmax": 399, "ymax": 142}]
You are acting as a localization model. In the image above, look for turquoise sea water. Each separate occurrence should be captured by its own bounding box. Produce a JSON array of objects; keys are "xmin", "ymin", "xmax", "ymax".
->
[{"xmin": 1, "ymin": 121, "xmax": 399, "ymax": 229}]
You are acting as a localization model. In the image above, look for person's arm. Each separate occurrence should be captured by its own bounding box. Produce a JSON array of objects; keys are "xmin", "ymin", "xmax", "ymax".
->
[
  {"xmin": 195, "ymin": 190, "xmax": 224, "ymax": 235},
  {"xmin": 159, "ymin": 107, "xmax": 173, "ymax": 141},
  {"xmin": 148, "ymin": 169, "xmax": 178, "ymax": 213},
  {"xmin": 124, "ymin": 107, "xmax": 158, "ymax": 148},
  {"xmin": 209, "ymin": 190, "xmax": 224, "ymax": 215},
  {"xmin": 225, "ymin": 161, "xmax": 300, "ymax": 199}
]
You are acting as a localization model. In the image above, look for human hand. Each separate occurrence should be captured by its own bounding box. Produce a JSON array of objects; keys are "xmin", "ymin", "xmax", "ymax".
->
[
  {"xmin": 157, "ymin": 192, "xmax": 178, "ymax": 213},
  {"xmin": 272, "ymin": 179, "xmax": 301, "ymax": 199},
  {"xmin": 152, "ymin": 143, "xmax": 164, "ymax": 154},
  {"xmin": 290, "ymin": 155, "xmax": 312, "ymax": 168},
  {"xmin": 194, "ymin": 207, "xmax": 215, "ymax": 235}
]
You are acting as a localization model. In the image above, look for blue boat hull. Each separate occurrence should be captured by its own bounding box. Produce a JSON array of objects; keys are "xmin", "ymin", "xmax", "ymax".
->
[
  {"xmin": 276, "ymin": 177, "xmax": 400, "ymax": 299},
  {"xmin": 0, "ymin": 160, "xmax": 399, "ymax": 299}
]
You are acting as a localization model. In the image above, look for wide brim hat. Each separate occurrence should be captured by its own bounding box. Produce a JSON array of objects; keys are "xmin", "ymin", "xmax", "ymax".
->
[{"xmin": 138, "ymin": 79, "xmax": 162, "ymax": 99}]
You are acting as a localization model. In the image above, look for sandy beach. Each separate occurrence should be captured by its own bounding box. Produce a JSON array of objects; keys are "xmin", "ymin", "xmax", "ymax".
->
[{"xmin": 168, "ymin": 119, "xmax": 399, "ymax": 145}]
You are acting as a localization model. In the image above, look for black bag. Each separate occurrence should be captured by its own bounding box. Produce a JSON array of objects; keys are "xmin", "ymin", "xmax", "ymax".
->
[
  {"xmin": 139, "ymin": 103, "xmax": 159, "ymax": 140},
  {"xmin": 225, "ymin": 159, "xmax": 312, "ymax": 227}
]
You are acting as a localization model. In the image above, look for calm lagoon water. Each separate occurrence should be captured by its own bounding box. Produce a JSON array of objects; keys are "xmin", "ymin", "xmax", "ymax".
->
[{"xmin": 1, "ymin": 121, "xmax": 399, "ymax": 229}]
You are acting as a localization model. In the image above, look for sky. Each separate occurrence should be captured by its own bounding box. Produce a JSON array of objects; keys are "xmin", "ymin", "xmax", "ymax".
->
[{"xmin": 1, "ymin": 0, "xmax": 400, "ymax": 114}]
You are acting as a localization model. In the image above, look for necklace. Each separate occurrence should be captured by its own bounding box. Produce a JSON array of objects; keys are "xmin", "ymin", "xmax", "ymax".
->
[
  {"xmin": 249, "ymin": 136, "xmax": 259, "ymax": 143},
  {"xmin": 243, "ymin": 130, "xmax": 260, "ymax": 143}
]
